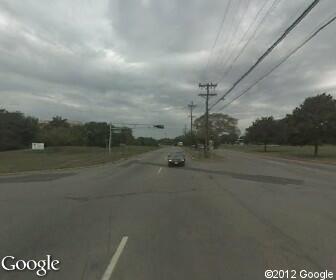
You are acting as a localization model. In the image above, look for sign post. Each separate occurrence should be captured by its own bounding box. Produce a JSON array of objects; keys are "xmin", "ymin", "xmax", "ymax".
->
[
  {"xmin": 32, "ymin": 143, "xmax": 45, "ymax": 150},
  {"xmin": 108, "ymin": 125, "xmax": 122, "ymax": 154}
]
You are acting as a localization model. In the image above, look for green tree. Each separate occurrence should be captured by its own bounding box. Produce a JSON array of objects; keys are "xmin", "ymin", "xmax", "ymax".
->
[
  {"xmin": 246, "ymin": 116, "xmax": 278, "ymax": 152},
  {"xmin": 113, "ymin": 127, "xmax": 135, "ymax": 146},
  {"xmin": 194, "ymin": 113, "xmax": 240, "ymax": 147},
  {"xmin": 173, "ymin": 132, "xmax": 197, "ymax": 146},
  {"xmin": 0, "ymin": 109, "xmax": 39, "ymax": 151},
  {"xmin": 158, "ymin": 138, "xmax": 175, "ymax": 145},
  {"xmin": 220, "ymin": 131, "xmax": 240, "ymax": 144},
  {"xmin": 38, "ymin": 115, "xmax": 86, "ymax": 146},
  {"xmin": 41, "ymin": 127, "xmax": 65, "ymax": 146},
  {"xmin": 287, "ymin": 93, "xmax": 336, "ymax": 156},
  {"xmin": 84, "ymin": 122, "xmax": 109, "ymax": 147},
  {"xmin": 134, "ymin": 137, "xmax": 158, "ymax": 146},
  {"xmin": 48, "ymin": 116, "xmax": 69, "ymax": 128}
]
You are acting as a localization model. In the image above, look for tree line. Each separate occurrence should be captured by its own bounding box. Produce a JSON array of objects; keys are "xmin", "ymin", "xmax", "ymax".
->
[
  {"xmin": 245, "ymin": 93, "xmax": 336, "ymax": 156},
  {"xmin": 164, "ymin": 93, "xmax": 336, "ymax": 157},
  {"xmin": 163, "ymin": 113, "xmax": 241, "ymax": 147},
  {"xmin": 0, "ymin": 111, "xmax": 158, "ymax": 151}
]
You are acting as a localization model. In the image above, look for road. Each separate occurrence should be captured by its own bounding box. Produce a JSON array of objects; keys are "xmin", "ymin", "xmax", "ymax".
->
[{"xmin": 0, "ymin": 147, "xmax": 335, "ymax": 279}]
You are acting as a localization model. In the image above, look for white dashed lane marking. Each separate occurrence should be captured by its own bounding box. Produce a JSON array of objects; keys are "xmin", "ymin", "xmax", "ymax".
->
[{"xmin": 101, "ymin": 236, "xmax": 128, "ymax": 280}]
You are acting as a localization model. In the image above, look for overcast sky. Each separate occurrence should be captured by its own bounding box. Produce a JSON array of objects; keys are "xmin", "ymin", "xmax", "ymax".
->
[{"xmin": 0, "ymin": 0, "xmax": 336, "ymax": 138}]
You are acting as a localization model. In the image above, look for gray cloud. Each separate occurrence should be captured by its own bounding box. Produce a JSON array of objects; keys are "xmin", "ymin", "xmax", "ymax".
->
[{"xmin": 0, "ymin": 0, "xmax": 336, "ymax": 137}]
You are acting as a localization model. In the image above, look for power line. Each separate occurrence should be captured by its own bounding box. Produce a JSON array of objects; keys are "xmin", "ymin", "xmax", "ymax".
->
[
  {"xmin": 212, "ymin": 0, "xmax": 245, "ymax": 71},
  {"xmin": 218, "ymin": 0, "xmax": 281, "ymax": 84},
  {"xmin": 210, "ymin": 0, "xmax": 320, "ymax": 110},
  {"xmin": 217, "ymin": 14, "xmax": 336, "ymax": 111},
  {"xmin": 110, "ymin": 122, "xmax": 164, "ymax": 128},
  {"xmin": 216, "ymin": 0, "xmax": 269, "ymax": 74},
  {"xmin": 204, "ymin": 0, "xmax": 233, "ymax": 77},
  {"xmin": 216, "ymin": 0, "xmax": 252, "ymax": 73}
]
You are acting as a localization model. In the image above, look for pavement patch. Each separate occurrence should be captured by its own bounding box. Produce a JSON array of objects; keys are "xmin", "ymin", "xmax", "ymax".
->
[
  {"xmin": 0, "ymin": 173, "xmax": 76, "ymax": 184},
  {"xmin": 129, "ymin": 161, "xmax": 303, "ymax": 186},
  {"xmin": 119, "ymin": 160, "xmax": 139, "ymax": 168},
  {"xmin": 231, "ymin": 173, "xmax": 303, "ymax": 185},
  {"xmin": 64, "ymin": 188, "xmax": 199, "ymax": 203}
]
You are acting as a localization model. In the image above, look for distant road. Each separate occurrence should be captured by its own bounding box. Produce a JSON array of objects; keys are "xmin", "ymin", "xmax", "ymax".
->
[{"xmin": 0, "ymin": 147, "xmax": 335, "ymax": 279}]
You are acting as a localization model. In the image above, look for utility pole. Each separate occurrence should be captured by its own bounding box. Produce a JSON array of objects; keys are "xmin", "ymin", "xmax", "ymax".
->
[
  {"xmin": 187, "ymin": 101, "xmax": 197, "ymax": 134},
  {"xmin": 108, "ymin": 123, "xmax": 112, "ymax": 154},
  {"xmin": 199, "ymin": 82, "xmax": 217, "ymax": 156}
]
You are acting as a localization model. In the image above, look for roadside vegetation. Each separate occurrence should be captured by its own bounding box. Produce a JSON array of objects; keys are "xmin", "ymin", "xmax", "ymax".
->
[
  {"xmin": 165, "ymin": 93, "xmax": 336, "ymax": 160},
  {"xmin": 244, "ymin": 94, "xmax": 336, "ymax": 156},
  {"xmin": 0, "ymin": 110, "xmax": 159, "ymax": 151},
  {"xmin": 0, "ymin": 146, "xmax": 158, "ymax": 174},
  {"xmin": 0, "ymin": 109, "xmax": 160, "ymax": 173},
  {"xmin": 159, "ymin": 113, "xmax": 240, "ymax": 152}
]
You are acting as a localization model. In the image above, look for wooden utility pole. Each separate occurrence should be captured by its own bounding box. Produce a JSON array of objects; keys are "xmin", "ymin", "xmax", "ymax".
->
[
  {"xmin": 109, "ymin": 123, "xmax": 112, "ymax": 154},
  {"xmin": 187, "ymin": 101, "xmax": 196, "ymax": 134},
  {"xmin": 199, "ymin": 82, "xmax": 217, "ymax": 156}
]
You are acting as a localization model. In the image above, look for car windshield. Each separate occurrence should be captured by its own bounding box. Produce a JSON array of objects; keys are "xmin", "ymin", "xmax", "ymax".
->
[
  {"xmin": 1, "ymin": 1, "xmax": 336, "ymax": 279},
  {"xmin": 171, "ymin": 153, "xmax": 183, "ymax": 158}
]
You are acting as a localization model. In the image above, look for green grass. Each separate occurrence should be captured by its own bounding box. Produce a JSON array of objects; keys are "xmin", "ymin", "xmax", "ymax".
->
[
  {"xmin": 0, "ymin": 146, "xmax": 158, "ymax": 174},
  {"xmin": 220, "ymin": 144, "xmax": 336, "ymax": 163}
]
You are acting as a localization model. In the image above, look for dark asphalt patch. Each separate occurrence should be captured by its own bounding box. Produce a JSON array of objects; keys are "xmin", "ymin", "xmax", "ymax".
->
[
  {"xmin": 64, "ymin": 188, "xmax": 198, "ymax": 202},
  {"xmin": 0, "ymin": 173, "xmax": 76, "ymax": 183},
  {"xmin": 64, "ymin": 195, "xmax": 90, "ymax": 202},
  {"xmin": 230, "ymin": 174, "xmax": 302, "ymax": 185},
  {"xmin": 119, "ymin": 159, "xmax": 140, "ymax": 168},
  {"xmin": 130, "ymin": 161, "xmax": 303, "ymax": 186}
]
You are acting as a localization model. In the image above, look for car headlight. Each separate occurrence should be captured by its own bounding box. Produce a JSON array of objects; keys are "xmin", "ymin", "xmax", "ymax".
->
[{"xmin": 168, "ymin": 159, "xmax": 172, "ymax": 162}]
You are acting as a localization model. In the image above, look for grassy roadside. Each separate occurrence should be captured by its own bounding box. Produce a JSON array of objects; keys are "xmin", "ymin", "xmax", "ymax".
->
[
  {"xmin": 219, "ymin": 144, "xmax": 336, "ymax": 164},
  {"xmin": 0, "ymin": 146, "xmax": 159, "ymax": 174}
]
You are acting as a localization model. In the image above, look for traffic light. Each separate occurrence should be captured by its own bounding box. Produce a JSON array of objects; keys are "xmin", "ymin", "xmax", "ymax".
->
[{"xmin": 153, "ymin": 125, "xmax": 164, "ymax": 129}]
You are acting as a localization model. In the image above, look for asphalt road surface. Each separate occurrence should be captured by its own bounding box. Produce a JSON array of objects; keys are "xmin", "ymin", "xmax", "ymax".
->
[{"xmin": 0, "ymin": 147, "xmax": 335, "ymax": 279}]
